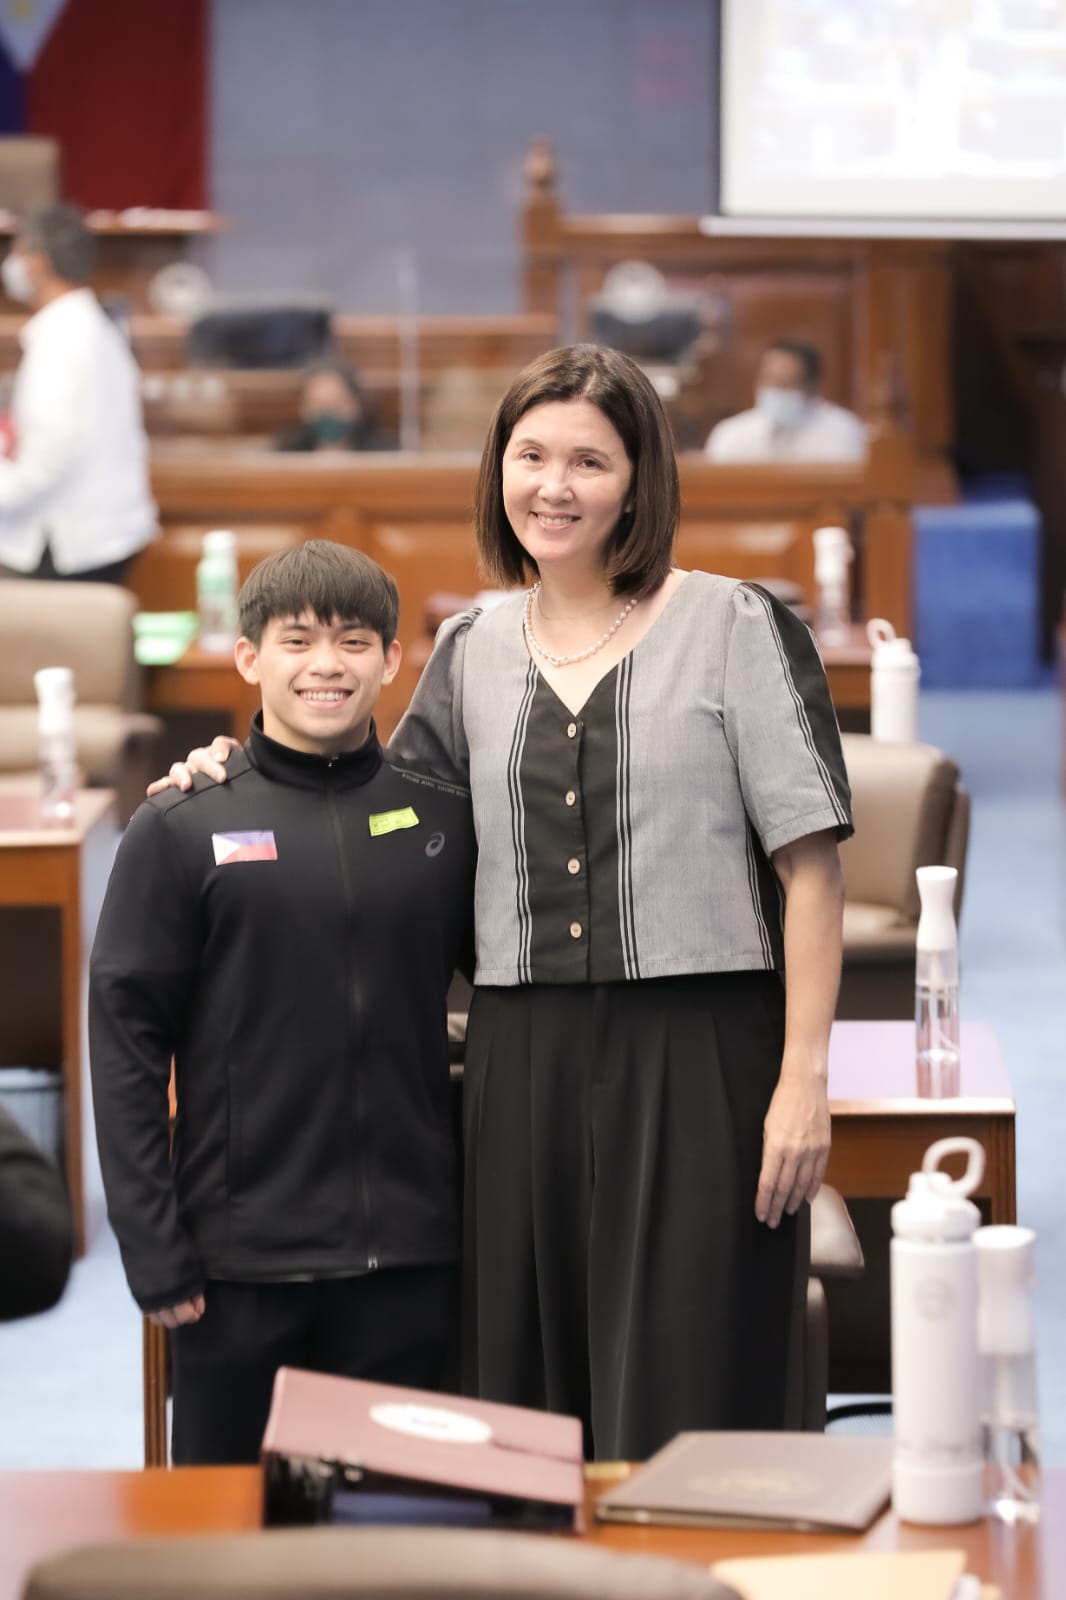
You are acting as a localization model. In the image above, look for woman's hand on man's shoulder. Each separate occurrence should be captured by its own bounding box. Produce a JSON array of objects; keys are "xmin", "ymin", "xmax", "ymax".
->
[{"xmin": 146, "ymin": 736, "xmax": 241, "ymax": 796}]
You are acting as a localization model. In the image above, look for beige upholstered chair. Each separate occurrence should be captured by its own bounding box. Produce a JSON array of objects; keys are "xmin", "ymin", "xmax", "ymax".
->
[
  {"xmin": 0, "ymin": 579, "xmax": 162, "ymax": 826},
  {"xmin": 838, "ymin": 733, "xmax": 970, "ymax": 1020},
  {"xmin": 23, "ymin": 1528, "xmax": 738, "ymax": 1600}
]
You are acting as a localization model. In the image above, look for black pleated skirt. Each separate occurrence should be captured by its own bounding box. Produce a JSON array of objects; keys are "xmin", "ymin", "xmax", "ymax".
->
[{"xmin": 460, "ymin": 971, "xmax": 809, "ymax": 1461}]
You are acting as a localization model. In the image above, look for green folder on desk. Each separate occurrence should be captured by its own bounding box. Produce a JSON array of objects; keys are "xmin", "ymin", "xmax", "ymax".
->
[{"xmin": 133, "ymin": 611, "xmax": 198, "ymax": 666}]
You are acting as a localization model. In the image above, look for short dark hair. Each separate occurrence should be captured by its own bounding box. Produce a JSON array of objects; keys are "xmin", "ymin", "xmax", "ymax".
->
[
  {"xmin": 474, "ymin": 344, "xmax": 680, "ymax": 598},
  {"xmin": 763, "ymin": 338, "xmax": 823, "ymax": 387},
  {"xmin": 20, "ymin": 204, "xmax": 96, "ymax": 284},
  {"xmin": 238, "ymin": 540, "xmax": 399, "ymax": 648}
]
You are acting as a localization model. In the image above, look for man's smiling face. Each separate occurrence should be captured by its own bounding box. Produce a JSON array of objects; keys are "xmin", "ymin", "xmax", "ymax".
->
[{"xmin": 234, "ymin": 610, "xmax": 400, "ymax": 756}]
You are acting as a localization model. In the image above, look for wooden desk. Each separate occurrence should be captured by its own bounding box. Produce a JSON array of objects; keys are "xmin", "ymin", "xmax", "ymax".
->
[
  {"xmin": 825, "ymin": 1019, "xmax": 1016, "ymax": 1394},
  {"xmin": 827, "ymin": 1020, "xmax": 1016, "ymax": 1224},
  {"xmin": 0, "ymin": 789, "xmax": 118, "ymax": 1256},
  {"xmin": 145, "ymin": 646, "xmax": 260, "ymax": 744},
  {"xmin": 0, "ymin": 1466, "xmax": 1058, "ymax": 1600},
  {"xmin": 0, "ymin": 214, "xmax": 222, "ymax": 315},
  {"xmin": 818, "ymin": 625, "xmax": 873, "ymax": 721}
]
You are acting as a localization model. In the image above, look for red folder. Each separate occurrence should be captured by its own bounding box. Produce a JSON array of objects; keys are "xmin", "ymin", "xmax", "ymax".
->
[{"xmin": 261, "ymin": 1367, "xmax": 585, "ymax": 1533}]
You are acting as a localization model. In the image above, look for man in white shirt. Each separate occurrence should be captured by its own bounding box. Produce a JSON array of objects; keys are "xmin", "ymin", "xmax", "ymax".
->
[
  {"xmin": 0, "ymin": 204, "xmax": 156, "ymax": 582},
  {"xmin": 705, "ymin": 339, "xmax": 867, "ymax": 465}
]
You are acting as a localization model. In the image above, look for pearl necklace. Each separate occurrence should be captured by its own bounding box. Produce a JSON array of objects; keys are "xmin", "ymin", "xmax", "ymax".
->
[{"xmin": 522, "ymin": 582, "xmax": 638, "ymax": 667}]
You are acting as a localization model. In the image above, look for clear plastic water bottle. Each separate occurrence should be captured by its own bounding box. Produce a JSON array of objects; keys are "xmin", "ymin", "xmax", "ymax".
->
[
  {"xmin": 915, "ymin": 865, "xmax": 960, "ymax": 1099},
  {"xmin": 196, "ymin": 529, "xmax": 239, "ymax": 652},
  {"xmin": 33, "ymin": 666, "xmax": 78, "ymax": 825},
  {"xmin": 891, "ymin": 1136, "xmax": 985, "ymax": 1525},
  {"xmin": 812, "ymin": 525, "xmax": 852, "ymax": 644}
]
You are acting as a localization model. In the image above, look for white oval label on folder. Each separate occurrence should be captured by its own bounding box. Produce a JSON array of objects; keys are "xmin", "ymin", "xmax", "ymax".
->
[{"xmin": 369, "ymin": 1402, "xmax": 492, "ymax": 1445}]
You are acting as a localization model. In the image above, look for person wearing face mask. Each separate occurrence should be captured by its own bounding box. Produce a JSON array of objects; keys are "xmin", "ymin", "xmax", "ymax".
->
[
  {"xmin": 0, "ymin": 204, "xmax": 156, "ymax": 583},
  {"xmin": 705, "ymin": 338, "xmax": 867, "ymax": 465},
  {"xmin": 275, "ymin": 361, "xmax": 394, "ymax": 453}
]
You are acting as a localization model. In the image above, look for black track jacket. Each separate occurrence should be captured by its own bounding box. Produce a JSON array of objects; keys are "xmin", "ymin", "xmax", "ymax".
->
[{"xmin": 89, "ymin": 719, "xmax": 475, "ymax": 1313}]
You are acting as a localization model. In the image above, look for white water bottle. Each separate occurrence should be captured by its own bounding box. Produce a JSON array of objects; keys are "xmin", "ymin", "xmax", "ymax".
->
[
  {"xmin": 891, "ymin": 1136, "xmax": 985, "ymax": 1525},
  {"xmin": 915, "ymin": 865, "xmax": 960, "ymax": 1099},
  {"xmin": 867, "ymin": 617, "xmax": 920, "ymax": 743},
  {"xmin": 33, "ymin": 666, "xmax": 78, "ymax": 825},
  {"xmin": 977, "ymin": 1225, "xmax": 1040, "ymax": 1525},
  {"xmin": 812, "ymin": 525, "xmax": 852, "ymax": 643},
  {"xmin": 196, "ymin": 529, "xmax": 239, "ymax": 652}
]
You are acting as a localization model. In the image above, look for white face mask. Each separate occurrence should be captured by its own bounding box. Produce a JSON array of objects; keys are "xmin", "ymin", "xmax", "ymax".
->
[
  {"xmin": 755, "ymin": 386, "xmax": 807, "ymax": 431},
  {"xmin": 1, "ymin": 251, "xmax": 34, "ymax": 305}
]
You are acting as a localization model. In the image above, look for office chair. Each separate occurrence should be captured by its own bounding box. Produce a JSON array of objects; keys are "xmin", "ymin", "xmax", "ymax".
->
[
  {"xmin": 838, "ymin": 733, "xmax": 970, "ymax": 1021},
  {"xmin": 186, "ymin": 300, "xmax": 334, "ymax": 369},
  {"xmin": 24, "ymin": 1527, "xmax": 739, "ymax": 1600},
  {"xmin": 0, "ymin": 579, "xmax": 162, "ymax": 826}
]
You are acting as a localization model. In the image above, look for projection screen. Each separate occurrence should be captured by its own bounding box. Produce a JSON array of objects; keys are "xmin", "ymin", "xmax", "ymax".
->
[{"xmin": 720, "ymin": 0, "xmax": 1066, "ymax": 226}]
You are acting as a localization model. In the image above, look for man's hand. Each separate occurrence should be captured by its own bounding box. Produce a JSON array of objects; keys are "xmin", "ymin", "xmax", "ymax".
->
[
  {"xmin": 146, "ymin": 737, "xmax": 240, "ymax": 796},
  {"xmin": 147, "ymin": 1293, "xmax": 206, "ymax": 1329}
]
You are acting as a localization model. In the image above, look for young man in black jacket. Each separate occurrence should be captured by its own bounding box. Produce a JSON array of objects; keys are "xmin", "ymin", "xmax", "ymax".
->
[{"xmin": 89, "ymin": 541, "xmax": 475, "ymax": 1464}]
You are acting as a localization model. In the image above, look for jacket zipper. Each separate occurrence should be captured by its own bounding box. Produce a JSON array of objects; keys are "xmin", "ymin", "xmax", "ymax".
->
[{"xmin": 326, "ymin": 768, "xmax": 378, "ymax": 1273}]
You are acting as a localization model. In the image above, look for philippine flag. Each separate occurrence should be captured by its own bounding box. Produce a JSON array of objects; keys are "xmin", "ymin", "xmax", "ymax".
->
[
  {"xmin": 0, "ymin": 0, "xmax": 205, "ymax": 210},
  {"xmin": 212, "ymin": 831, "xmax": 278, "ymax": 867}
]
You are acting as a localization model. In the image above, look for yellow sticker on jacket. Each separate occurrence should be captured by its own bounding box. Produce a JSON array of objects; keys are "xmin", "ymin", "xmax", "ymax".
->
[{"xmin": 368, "ymin": 806, "xmax": 420, "ymax": 837}]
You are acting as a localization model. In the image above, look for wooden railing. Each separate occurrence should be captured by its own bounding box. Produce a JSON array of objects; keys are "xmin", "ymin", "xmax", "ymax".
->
[
  {"xmin": 137, "ymin": 438, "xmax": 913, "ymax": 739},
  {"xmin": 520, "ymin": 136, "xmax": 954, "ymax": 493}
]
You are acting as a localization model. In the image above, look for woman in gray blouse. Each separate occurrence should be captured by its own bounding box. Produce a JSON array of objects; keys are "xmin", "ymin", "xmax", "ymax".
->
[
  {"xmin": 391, "ymin": 345, "xmax": 852, "ymax": 1459},
  {"xmin": 163, "ymin": 345, "xmax": 852, "ymax": 1462}
]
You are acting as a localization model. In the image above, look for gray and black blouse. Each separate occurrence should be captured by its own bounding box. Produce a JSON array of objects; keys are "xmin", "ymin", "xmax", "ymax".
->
[{"xmin": 390, "ymin": 571, "xmax": 852, "ymax": 987}]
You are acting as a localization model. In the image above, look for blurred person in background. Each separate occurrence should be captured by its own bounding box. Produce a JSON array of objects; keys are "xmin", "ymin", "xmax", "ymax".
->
[
  {"xmin": 0, "ymin": 204, "xmax": 156, "ymax": 582},
  {"xmin": 275, "ymin": 360, "xmax": 393, "ymax": 453},
  {"xmin": 705, "ymin": 338, "xmax": 866, "ymax": 464}
]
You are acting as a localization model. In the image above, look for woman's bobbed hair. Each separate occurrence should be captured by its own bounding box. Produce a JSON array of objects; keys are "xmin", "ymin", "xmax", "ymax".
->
[{"xmin": 474, "ymin": 344, "xmax": 680, "ymax": 597}]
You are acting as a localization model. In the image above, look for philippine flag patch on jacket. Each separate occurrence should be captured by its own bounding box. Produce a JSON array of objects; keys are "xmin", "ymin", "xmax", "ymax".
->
[{"xmin": 212, "ymin": 830, "xmax": 279, "ymax": 865}]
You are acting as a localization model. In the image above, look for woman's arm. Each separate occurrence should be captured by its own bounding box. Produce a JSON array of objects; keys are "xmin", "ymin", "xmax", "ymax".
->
[
  {"xmin": 755, "ymin": 827, "xmax": 844, "ymax": 1229},
  {"xmin": 146, "ymin": 736, "xmax": 238, "ymax": 795}
]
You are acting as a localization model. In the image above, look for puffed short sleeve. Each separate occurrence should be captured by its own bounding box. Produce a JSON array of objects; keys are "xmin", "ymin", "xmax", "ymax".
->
[
  {"xmin": 723, "ymin": 583, "xmax": 853, "ymax": 856},
  {"xmin": 388, "ymin": 608, "xmax": 478, "ymax": 787}
]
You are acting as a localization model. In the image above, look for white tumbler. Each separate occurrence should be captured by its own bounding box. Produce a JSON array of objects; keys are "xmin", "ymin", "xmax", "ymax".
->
[
  {"xmin": 867, "ymin": 617, "xmax": 920, "ymax": 743},
  {"xmin": 891, "ymin": 1135, "xmax": 985, "ymax": 1526},
  {"xmin": 812, "ymin": 525, "xmax": 852, "ymax": 643}
]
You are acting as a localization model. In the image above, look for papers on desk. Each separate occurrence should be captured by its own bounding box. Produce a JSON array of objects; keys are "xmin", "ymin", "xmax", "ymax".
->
[
  {"xmin": 712, "ymin": 1548, "xmax": 996, "ymax": 1600},
  {"xmin": 594, "ymin": 1432, "xmax": 893, "ymax": 1534}
]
